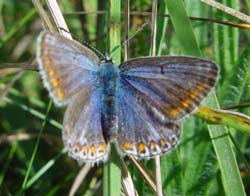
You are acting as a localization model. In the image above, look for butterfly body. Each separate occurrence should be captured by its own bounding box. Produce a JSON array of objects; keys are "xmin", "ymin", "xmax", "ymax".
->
[
  {"xmin": 99, "ymin": 61, "xmax": 119, "ymax": 142},
  {"xmin": 37, "ymin": 32, "xmax": 219, "ymax": 163}
]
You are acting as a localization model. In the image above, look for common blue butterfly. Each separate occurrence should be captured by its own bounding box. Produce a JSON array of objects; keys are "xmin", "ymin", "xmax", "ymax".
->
[{"xmin": 37, "ymin": 32, "xmax": 219, "ymax": 163}]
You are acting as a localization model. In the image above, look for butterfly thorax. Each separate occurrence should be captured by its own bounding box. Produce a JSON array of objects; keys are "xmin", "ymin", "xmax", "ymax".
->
[{"xmin": 99, "ymin": 61, "xmax": 119, "ymax": 142}]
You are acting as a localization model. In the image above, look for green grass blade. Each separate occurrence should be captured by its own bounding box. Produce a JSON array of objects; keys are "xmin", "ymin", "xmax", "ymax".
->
[
  {"xmin": 244, "ymin": 0, "xmax": 250, "ymax": 14},
  {"xmin": 220, "ymin": 45, "xmax": 250, "ymax": 106},
  {"xmin": 210, "ymin": 1, "xmax": 245, "ymax": 194},
  {"xmin": 103, "ymin": 0, "xmax": 121, "ymax": 195},
  {"xmin": 0, "ymin": 141, "xmax": 17, "ymax": 186},
  {"xmin": 161, "ymin": 152, "xmax": 183, "ymax": 195},
  {"xmin": 156, "ymin": 0, "xmax": 168, "ymax": 56},
  {"xmin": 4, "ymin": 97, "xmax": 62, "ymax": 129},
  {"xmin": 21, "ymin": 100, "xmax": 53, "ymax": 190},
  {"xmin": 0, "ymin": 8, "xmax": 36, "ymax": 49},
  {"xmin": 166, "ymin": 0, "xmax": 200, "ymax": 56},
  {"xmin": 196, "ymin": 107, "xmax": 250, "ymax": 133},
  {"xmin": 213, "ymin": 0, "xmax": 239, "ymax": 81},
  {"xmin": 25, "ymin": 148, "xmax": 67, "ymax": 188},
  {"xmin": 206, "ymin": 96, "xmax": 245, "ymax": 196},
  {"xmin": 103, "ymin": 146, "xmax": 121, "ymax": 196},
  {"xmin": 96, "ymin": 1, "xmax": 108, "ymax": 52},
  {"xmin": 186, "ymin": 1, "xmax": 208, "ymax": 48}
]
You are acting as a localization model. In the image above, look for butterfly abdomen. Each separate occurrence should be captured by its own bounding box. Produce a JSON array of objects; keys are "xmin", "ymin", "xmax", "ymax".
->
[{"xmin": 99, "ymin": 62, "xmax": 119, "ymax": 142}]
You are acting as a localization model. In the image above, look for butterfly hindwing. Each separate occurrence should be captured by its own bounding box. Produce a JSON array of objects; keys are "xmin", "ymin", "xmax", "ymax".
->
[
  {"xmin": 37, "ymin": 32, "xmax": 99, "ymax": 106},
  {"xmin": 116, "ymin": 81, "xmax": 180, "ymax": 158},
  {"xmin": 120, "ymin": 56, "xmax": 219, "ymax": 121},
  {"xmin": 63, "ymin": 86, "xmax": 109, "ymax": 163}
]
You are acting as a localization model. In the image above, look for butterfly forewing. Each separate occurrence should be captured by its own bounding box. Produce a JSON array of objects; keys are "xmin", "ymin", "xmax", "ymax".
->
[
  {"xmin": 115, "ymin": 56, "xmax": 218, "ymax": 158},
  {"xmin": 120, "ymin": 56, "xmax": 219, "ymax": 121},
  {"xmin": 63, "ymin": 86, "xmax": 109, "ymax": 163},
  {"xmin": 37, "ymin": 32, "xmax": 99, "ymax": 106}
]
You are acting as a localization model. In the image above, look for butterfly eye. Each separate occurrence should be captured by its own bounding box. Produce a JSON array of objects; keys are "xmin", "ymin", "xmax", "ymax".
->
[
  {"xmin": 100, "ymin": 58, "xmax": 114, "ymax": 64},
  {"xmin": 100, "ymin": 55, "xmax": 115, "ymax": 65}
]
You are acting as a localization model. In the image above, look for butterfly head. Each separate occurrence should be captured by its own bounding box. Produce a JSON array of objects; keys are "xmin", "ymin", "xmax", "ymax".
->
[{"xmin": 100, "ymin": 53, "xmax": 115, "ymax": 65}]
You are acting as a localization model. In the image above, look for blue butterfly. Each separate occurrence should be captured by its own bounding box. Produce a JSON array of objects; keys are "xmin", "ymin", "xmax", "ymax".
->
[{"xmin": 37, "ymin": 32, "xmax": 219, "ymax": 163}]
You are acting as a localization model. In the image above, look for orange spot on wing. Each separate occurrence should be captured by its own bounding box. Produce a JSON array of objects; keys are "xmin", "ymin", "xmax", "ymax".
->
[
  {"xmin": 137, "ymin": 142, "xmax": 146, "ymax": 153},
  {"xmin": 90, "ymin": 145, "xmax": 96, "ymax": 156},
  {"xmin": 169, "ymin": 108, "xmax": 180, "ymax": 118},
  {"xmin": 189, "ymin": 91, "xmax": 198, "ymax": 99},
  {"xmin": 122, "ymin": 141, "xmax": 134, "ymax": 151},
  {"xmin": 56, "ymin": 89, "xmax": 64, "ymax": 100},
  {"xmin": 98, "ymin": 143, "xmax": 106, "ymax": 153},
  {"xmin": 48, "ymin": 68, "xmax": 55, "ymax": 76},
  {"xmin": 51, "ymin": 78, "xmax": 59, "ymax": 87},
  {"xmin": 189, "ymin": 84, "xmax": 206, "ymax": 99},
  {"xmin": 196, "ymin": 84, "xmax": 204, "ymax": 91},
  {"xmin": 159, "ymin": 139, "xmax": 166, "ymax": 147},
  {"xmin": 181, "ymin": 99, "xmax": 190, "ymax": 108}
]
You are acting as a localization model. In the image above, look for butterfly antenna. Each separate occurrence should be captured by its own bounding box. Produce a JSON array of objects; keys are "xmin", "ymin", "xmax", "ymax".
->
[
  {"xmin": 110, "ymin": 22, "xmax": 148, "ymax": 57},
  {"xmin": 82, "ymin": 41, "xmax": 105, "ymax": 59},
  {"xmin": 59, "ymin": 27, "xmax": 105, "ymax": 59}
]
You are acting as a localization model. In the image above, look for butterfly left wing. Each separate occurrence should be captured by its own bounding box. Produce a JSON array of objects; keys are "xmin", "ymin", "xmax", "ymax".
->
[
  {"xmin": 116, "ymin": 56, "xmax": 218, "ymax": 158},
  {"xmin": 63, "ymin": 86, "xmax": 109, "ymax": 163},
  {"xmin": 37, "ymin": 32, "xmax": 100, "ymax": 106}
]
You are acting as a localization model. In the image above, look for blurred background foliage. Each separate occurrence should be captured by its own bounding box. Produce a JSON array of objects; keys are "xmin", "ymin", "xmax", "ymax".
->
[{"xmin": 0, "ymin": 0, "xmax": 250, "ymax": 195}]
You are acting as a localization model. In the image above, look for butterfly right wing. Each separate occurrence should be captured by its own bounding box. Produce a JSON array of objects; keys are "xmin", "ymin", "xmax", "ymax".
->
[
  {"xmin": 119, "ymin": 56, "xmax": 218, "ymax": 121},
  {"xmin": 37, "ymin": 32, "xmax": 100, "ymax": 106},
  {"xmin": 115, "ymin": 56, "xmax": 218, "ymax": 158},
  {"xmin": 116, "ymin": 81, "xmax": 180, "ymax": 158},
  {"xmin": 63, "ymin": 86, "xmax": 109, "ymax": 163}
]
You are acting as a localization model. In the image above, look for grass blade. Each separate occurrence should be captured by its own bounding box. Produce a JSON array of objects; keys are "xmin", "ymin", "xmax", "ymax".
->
[
  {"xmin": 21, "ymin": 101, "xmax": 52, "ymax": 191},
  {"xmin": 103, "ymin": 0, "xmax": 121, "ymax": 195}
]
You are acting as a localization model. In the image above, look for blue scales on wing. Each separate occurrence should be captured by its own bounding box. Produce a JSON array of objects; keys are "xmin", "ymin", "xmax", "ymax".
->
[
  {"xmin": 116, "ymin": 56, "xmax": 218, "ymax": 158},
  {"xmin": 37, "ymin": 32, "xmax": 99, "ymax": 106},
  {"xmin": 116, "ymin": 83, "xmax": 180, "ymax": 158},
  {"xmin": 37, "ymin": 32, "xmax": 109, "ymax": 163},
  {"xmin": 63, "ymin": 87, "xmax": 109, "ymax": 163}
]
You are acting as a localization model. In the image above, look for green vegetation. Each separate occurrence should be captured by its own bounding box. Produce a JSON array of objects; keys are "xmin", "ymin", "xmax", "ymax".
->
[{"xmin": 0, "ymin": 0, "xmax": 249, "ymax": 195}]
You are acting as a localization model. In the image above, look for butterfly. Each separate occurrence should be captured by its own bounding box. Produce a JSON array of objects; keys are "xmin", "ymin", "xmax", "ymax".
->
[{"xmin": 36, "ymin": 31, "xmax": 219, "ymax": 163}]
